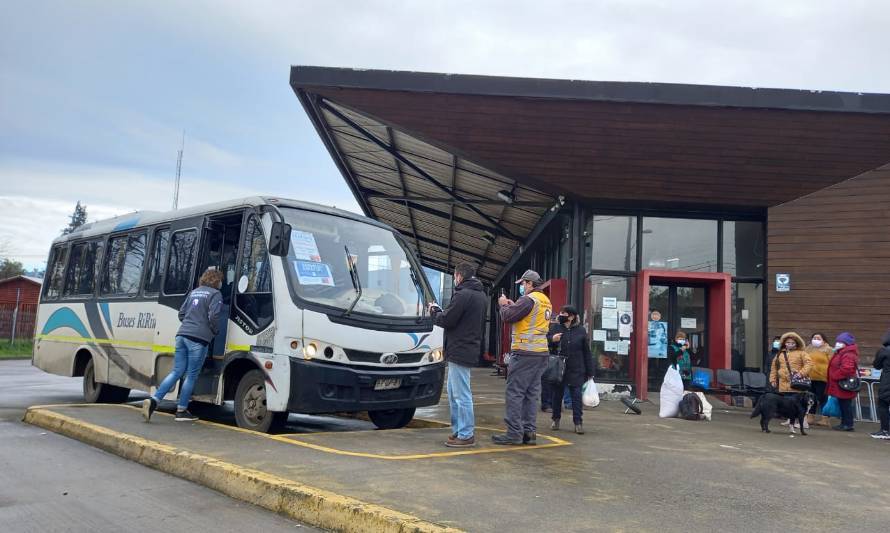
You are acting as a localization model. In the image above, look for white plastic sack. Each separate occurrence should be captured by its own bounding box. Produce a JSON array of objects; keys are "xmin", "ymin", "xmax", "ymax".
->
[
  {"xmin": 659, "ymin": 365, "xmax": 684, "ymax": 418},
  {"xmin": 693, "ymin": 392, "xmax": 713, "ymax": 421},
  {"xmin": 582, "ymin": 378, "xmax": 600, "ymax": 407}
]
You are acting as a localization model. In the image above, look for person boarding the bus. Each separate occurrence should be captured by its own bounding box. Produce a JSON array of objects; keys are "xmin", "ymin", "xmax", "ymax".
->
[
  {"xmin": 492, "ymin": 269, "xmax": 552, "ymax": 445},
  {"xmin": 429, "ymin": 262, "xmax": 488, "ymax": 448},
  {"xmin": 142, "ymin": 268, "xmax": 224, "ymax": 422}
]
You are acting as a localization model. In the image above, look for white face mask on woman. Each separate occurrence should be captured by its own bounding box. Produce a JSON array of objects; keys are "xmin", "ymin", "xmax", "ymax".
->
[
  {"xmin": 834, "ymin": 342, "xmax": 845, "ymax": 351},
  {"xmin": 811, "ymin": 339, "xmax": 823, "ymax": 348}
]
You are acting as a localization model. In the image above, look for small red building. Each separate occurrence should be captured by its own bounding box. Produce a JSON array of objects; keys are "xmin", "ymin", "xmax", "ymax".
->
[
  {"xmin": 0, "ymin": 275, "xmax": 42, "ymax": 339},
  {"xmin": 0, "ymin": 276, "xmax": 42, "ymax": 305}
]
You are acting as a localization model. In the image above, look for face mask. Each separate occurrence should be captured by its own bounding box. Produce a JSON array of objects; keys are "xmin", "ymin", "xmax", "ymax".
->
[
  {"xmin": 518, "ymin": 284, "xmax": 526, "ymax": 296},
  {"xmin": 557, "ymin": 315, "xmax": 568, "ymax": 325},
  {"xmin": 772, "ymin": 341, "xmax": 781, "ymax": 349},
  {"xmin": 834, "ymin": 342, "xmax": 845, "ymax": 351},
  {"xmin": 811, "ymin": 339, "xmax": 823, "ymax": 348},
  {"xmin": 785, "ymin": 343, "xmax": 796, "ymax": 351},
  {"xmin": 676, "ymin": 339, "xmax": 686, "ymax": 346}
]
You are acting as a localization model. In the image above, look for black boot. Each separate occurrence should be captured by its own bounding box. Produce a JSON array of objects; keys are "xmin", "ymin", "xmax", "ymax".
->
[
  {"xmin": 491, "ymin": 433, "xmax": 523, "ymax": 445},
  {"xmin": 523, "ymin": 432, "xmax": 537, "ymax": 445}
]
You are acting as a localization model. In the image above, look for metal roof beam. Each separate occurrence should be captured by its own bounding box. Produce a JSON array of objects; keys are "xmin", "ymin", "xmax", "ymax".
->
[
  {"xmin": 386, "ymin": 125, "xmax": 421, "ymax": 253},
  {"xmin": 364, "ymin": 193, "xmax": 551, "ymax": 207},
  {"xmin": 320, "ymin": 99, "xmax": 522, "ymax": 242}
]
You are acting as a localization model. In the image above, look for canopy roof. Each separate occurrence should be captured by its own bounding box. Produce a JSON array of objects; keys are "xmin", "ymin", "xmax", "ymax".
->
[{"xmin": 292, "ymin": 66, "xmax": 890, "ymax": 280}]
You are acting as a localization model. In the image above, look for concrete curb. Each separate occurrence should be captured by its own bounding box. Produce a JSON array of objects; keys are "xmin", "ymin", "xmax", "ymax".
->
[{"xmin": 24, "ymin": 407, "xmax": 463, "ymax": 533}]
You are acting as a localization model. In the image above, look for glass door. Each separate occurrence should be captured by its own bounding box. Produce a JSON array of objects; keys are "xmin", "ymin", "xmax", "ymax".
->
[{"xmin": 647, "ymin": 284, "xmax": 708, "ymax": 389}]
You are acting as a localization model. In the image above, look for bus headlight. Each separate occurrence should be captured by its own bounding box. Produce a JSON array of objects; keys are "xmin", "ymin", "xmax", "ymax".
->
[
  {"xmin": 426, "ymin": 347, "xmax": 443, "ymax": 363},
  {"xmin": 303, "ymin": 343, "xmax": 318, "ymax": 359}
]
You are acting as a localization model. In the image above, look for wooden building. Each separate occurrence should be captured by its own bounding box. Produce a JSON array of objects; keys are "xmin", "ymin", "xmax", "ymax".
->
[{"xmin": 291, "ymin": 66, "xmax": 890, "ymax": 397}]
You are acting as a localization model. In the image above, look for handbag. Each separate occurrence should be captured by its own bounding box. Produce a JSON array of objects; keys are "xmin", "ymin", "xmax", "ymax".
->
[
  {"xmin": 543, "ymin": 354, "xmax": 567, "ymax": 383},
  {"xmin": 837, "ymin": 376, "xmax": 862, "ymax": 392},
  {"xmin": 783, "ymin": 352, "xmax": 811, "ymax": 391}
]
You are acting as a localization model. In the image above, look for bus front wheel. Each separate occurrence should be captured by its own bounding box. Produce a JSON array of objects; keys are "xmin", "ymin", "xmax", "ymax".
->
[
  {"xmin": 82, "ymin": 358, "xmax": 130, "ymax": 403},
  {"xmin": 368, "ymin": 408, "xmax": 415, "ymax": 430},
  {"xmin": 234, "ymin": 369, "xmax": 288, "ymax": 433}
]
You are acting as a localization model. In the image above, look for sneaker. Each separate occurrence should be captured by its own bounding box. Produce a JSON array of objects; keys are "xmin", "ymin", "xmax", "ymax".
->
[
  {"xmin": 523, "ymin": 432, "xmax": 536, "ymax": 445},
  {"xmin": 869, "ymin": 430, "xmax": 890, "ymax": 440},
  {"xmin": 832, "ymin": 424, "xmax": 854, "ymax": 432},
  {"xmin": 574, "ymin": 424, "xmax": 584, "ymax": 435},
  {"xmin": 174, "ymin": 410, "xmax": 198, "ymax": 422},
  {"xmin": 550, "ymin": 419, "xmax": 560, "ymax": 431},
  {"xmin": 491, "ymin": 433, "xmax": 523, "ymax": 445},
  {"xmin": 780, "ymin": 419, "xmax": 791, "ymax": 426},
  {"xmin": 445, "ymin": 436, "xmax": 475, "ymax": 448},
  {"xmin": 141, "ymin": 398, "xmax": 157, "ymax": 422}
]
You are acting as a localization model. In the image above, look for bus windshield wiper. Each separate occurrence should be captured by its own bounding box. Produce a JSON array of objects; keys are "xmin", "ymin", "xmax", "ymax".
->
[
  {"xmin": 343, "ymin": 245, "xmax": 362, "ymax": 317},
  {"xmin": 409, "ymin": 268, "xmax": 425, "ymax": 321}
]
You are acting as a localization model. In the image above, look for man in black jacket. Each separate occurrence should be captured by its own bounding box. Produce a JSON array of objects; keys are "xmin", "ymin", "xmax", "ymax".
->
[{"xmin": 430, "ymin": 262, "xmax": 487, "ymax": 448}]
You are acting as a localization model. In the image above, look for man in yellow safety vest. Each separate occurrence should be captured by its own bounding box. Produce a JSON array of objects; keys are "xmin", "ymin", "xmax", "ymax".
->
[{"xmin": 492, "ymin": 269, "xmax": 552, "ymax": 445}]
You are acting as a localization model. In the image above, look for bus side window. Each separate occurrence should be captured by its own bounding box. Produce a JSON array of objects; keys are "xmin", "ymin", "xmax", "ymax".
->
[
  {"xmin": 44, "ymin": 245, "xmax": 69, "ymax": 300},
  {"xmin": 144, "ymin": 228, "xmax": 170, "ymax": 295},
  {"xmin": 164, "ymin": 230, "xmax": 197, "ymax": 295},
  {"xmin": 63, "ymin": 240, "xmax": 101, "ymax": 297},
  {"xmin": 236, "ymin": 216, "xmax": 273, "ymax": 330},
  {"xmin": 100, "ymin": 233, "xmax": 146, "ymax": 296}
]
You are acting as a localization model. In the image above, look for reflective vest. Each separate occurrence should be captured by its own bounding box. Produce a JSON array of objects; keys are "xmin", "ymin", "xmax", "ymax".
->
[{"xmin": 510, "ymin": 291, "xmax": 552, "ymax": 353}]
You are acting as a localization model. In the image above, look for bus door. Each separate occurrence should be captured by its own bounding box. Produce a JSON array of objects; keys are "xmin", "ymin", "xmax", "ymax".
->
[{"xmin": 195, "ymin": 210, "xmax": 245, "ymax": 359}]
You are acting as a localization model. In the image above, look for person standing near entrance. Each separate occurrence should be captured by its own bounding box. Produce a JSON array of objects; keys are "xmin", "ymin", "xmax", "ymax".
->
[
  {"xmin": 805, "ymin": 332, "xmax": 832, "ymax": 427},
  {"xmin": 870, "ymin": 329, "xmax": 890, "ymax": 439},
  {"xmin": 493, "ymin": 269, "xmax": 552, "ymax": 445},
  {"xmin": 142, "ymin": 269, "xmax": 224, "ymax": 422},
  {"xmin": 429, "ymin": 262, "xmax": 487, "ymax": 448},
  {"xmin": 827, "ymin": 332, "xmax": 860, "ymax": 432},
  {"xmin": 669, "ymin": 331, "xmax": 693, "ymax": 382},
  {"xmin": 769, "ymin": 332, "xmax": 814, "ymax": 429},
  {"xmin": 547, "ymin": 305, "xmax": 595, "ymax": 434}
]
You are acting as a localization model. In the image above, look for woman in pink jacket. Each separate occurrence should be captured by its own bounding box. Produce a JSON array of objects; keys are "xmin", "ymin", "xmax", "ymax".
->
[{"xmin": 826, "ymin": 332, "xmax": 860, "ymax": 432}]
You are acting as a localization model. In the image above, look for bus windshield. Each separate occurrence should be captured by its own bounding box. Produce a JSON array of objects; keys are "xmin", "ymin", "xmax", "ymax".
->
[{"xmin": 281, "ymin": 208, "xmax": 432, "ymax": 318}]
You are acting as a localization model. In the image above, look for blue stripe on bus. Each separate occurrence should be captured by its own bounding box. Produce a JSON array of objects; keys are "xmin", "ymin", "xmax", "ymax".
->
[
  {"xmin": 40, "ymin": 307, "xmax": 92, "ymax": 339},
  {"xmin": 113, "ymin": 218, "xmax": 139, "ymax": 231}
]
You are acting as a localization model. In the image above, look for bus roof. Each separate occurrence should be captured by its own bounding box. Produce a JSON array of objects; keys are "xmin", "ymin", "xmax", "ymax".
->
[{"xmin": 52, "ymin": 196, "xmax": 393, "ymax": 244}]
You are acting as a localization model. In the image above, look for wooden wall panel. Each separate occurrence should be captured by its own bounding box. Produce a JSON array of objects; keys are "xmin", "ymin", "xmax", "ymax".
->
[
  {"xmin": 768, "ymin": 165, "xmax": 890, "ymax": 363},
  {"xmin": 312, "ymin": 88, "xmax": 890, "ymax": 209}
]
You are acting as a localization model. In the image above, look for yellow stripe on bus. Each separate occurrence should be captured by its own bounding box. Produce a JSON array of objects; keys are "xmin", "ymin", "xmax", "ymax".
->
[{"xmin": 35, "ymin": 334, "xmax": 251, "ymax": 354}]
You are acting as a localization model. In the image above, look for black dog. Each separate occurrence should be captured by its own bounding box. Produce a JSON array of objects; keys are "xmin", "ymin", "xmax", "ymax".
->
[{"xmin": 750, "ymin": 392, "xmax": 815, "ymax": 435}]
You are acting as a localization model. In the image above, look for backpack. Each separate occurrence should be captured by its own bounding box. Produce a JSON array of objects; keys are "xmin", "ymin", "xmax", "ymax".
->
[{"xmin": 678, "ymin": 393, "xmax": 703, "ymax": 420}]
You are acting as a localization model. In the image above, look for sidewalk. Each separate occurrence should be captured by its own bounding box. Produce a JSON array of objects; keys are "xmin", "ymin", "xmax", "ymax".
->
[{"xmin": 26, "ymin": 368, "xmax": 890, "ymax": 533}]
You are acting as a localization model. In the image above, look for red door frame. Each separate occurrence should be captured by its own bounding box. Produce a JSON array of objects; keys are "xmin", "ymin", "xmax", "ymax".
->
[{"xmin": 632, "ymin": 270, "xmax": 731, "ymax": 400}]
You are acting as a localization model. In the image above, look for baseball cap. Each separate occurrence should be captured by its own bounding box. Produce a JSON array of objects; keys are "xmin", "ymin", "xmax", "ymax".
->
[{"xmin": 515, "ymin": 269, "xmax": 543, "ymax": 285}]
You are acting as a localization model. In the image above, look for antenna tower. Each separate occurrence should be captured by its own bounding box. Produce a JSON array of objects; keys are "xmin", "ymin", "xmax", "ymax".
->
[{"xmin": 173, "ymin": 131, "xmax": 185, "ymax": 209}]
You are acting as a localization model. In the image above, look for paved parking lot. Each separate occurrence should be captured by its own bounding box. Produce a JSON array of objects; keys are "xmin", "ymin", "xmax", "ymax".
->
[{"xmin": 15, "ymin": 361, "xmax": 890, "ymax": 532}]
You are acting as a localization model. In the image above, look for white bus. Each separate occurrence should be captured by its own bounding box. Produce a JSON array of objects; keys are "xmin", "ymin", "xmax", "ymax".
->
[{"xmin": 33, "ymin": 197, "xmax": 445, "ymax": 432}]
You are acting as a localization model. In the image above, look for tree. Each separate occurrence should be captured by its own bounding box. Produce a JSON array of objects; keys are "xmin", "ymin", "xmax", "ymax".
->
[
  {"xmin": 62, "ymin": 201, "xmax": 88, "ymax": 235},
  {"xmin": 0, "ymin": 258, "xmax": 25, "ymax": 280}
]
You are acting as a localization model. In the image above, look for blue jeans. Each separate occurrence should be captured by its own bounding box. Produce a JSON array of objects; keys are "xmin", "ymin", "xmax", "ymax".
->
[
  {"xmin": 447, "ymin": 362, "xmax": 475, "ymax": 439},
  {"xmin": 153, "ymin": 335, "xmax": 208, "ymax": 410}
]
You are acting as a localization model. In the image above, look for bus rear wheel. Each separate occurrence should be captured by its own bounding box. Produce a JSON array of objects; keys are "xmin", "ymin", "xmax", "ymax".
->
[
  {"xmin": 368, "ymin": 408, "xmax": 415, "ymax": 430},
  {"xmin": 82, "ymin": 358, "xmax": 130, "ymax": 403},
  {"xmin": 234, "ymin": 369, "xmax": 288, "ymax": 433}
]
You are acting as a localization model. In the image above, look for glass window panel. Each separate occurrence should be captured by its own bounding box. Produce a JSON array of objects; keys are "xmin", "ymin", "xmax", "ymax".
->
[
  {"xmin": 101, "ymin": 233, "xmax": 145, "ymax": 295},
  {"xmin": 731, "ymin": 282, "xmax": 763, "ymax": 371},
  {"xmin": 164, "ymin": 230, "xmax": 197, "ymax": 295},
  {"xmin": 583, "ymin": 275, "xmax": 633, "ymax": 382},
  {"xmin": 144, "ymin": 229, "xmax": 170, "ymax": 295},
  {"xmin": 589, "ymin": 215, "xmax": 637, "ymax": 272},
  {"xmin": 642, "ymin": 218, "xmax": 717, "ymax": 272},
  {"xmin": 44, "ymin": 245, "xmax": 69, "ymax": 300},
  {"xmin": 63, "ymin": 241, "xmax": 100, "ymax": 296},
  {"xmin": 100, "ymin": 235, "xmax": 127, "ymax": 295},
  {"xmin": 239, "ymin": 216, "xmax": 272, "ymax": 293},
  {"xmin": 723, "ymin": 221, "xmax": 765, "ymax": 278}
]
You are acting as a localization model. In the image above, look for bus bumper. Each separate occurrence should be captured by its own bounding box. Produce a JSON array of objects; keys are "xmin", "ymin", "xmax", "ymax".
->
[{"xmin": 286, "ymin": 358, "xmax": 446, "ymax": 414}]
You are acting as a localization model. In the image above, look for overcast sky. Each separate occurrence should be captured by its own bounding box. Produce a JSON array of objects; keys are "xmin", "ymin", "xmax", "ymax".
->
[{"xmin": 2, "ymin": 0, "xmax": 888, "ymax": 269}]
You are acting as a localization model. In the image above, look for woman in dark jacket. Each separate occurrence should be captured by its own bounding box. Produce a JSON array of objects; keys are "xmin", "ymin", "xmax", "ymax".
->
[
  {"xmin": 871, "ymin": 330, "xmax": 890, "ymax": 440},
  {"xmin": 546, "ymin": 305, "xmax": 595, "ymax": 434},
  {"xmin": 826, "ymin": 332, "xmax": 860, "ymax": 432}
]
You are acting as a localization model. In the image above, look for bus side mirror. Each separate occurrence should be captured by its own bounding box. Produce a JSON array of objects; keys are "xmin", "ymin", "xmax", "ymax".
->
[{"xmin": 269, "ymin": 221, "xmax": 291, "ymax": 257}]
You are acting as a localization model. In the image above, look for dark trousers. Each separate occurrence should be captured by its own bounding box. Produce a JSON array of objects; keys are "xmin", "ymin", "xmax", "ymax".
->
[
  {"xmin": 879, "ymin": 398, "xmax": 890, "ymax": 432},
  {"xmin": 810, "ymin": 381, "xmax": 827, "ymax": 414},
  {"xmin": 504, "ymin": 355, "xmax": 548, "ymax": 438},
  {"xmin": 540, "ymin": 376, "xmax": 552, "ymax": 409},
  {"xmin": 551, "ymin": 382, "xmax": 583, "ymax": 425},
  {"xmin": 838, "ymin": 397, "xmax": 855, "ymax": 428}
]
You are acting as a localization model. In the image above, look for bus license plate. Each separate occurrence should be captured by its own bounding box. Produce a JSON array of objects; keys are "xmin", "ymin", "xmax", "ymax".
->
[{"xmin": 374, "ymin": 378, "xmax": 402, "ymax": 391}]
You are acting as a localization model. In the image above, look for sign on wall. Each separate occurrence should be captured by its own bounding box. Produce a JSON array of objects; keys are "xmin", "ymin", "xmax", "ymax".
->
[{"xmin": 776, "ymin": 273, "xmax": 791, "ymax": 292}]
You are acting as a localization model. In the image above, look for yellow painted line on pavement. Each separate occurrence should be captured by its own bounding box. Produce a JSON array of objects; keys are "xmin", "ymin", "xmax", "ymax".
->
[{"xmin": 24, "ymin": 407, "xmax": 462, "ymax": 533}]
